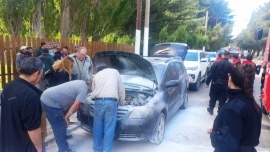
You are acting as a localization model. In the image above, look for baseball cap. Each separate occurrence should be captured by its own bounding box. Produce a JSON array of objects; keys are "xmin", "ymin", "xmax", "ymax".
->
[{"xmin": 20, "ymin": 46, "xmax": 27, "ymax": 50}]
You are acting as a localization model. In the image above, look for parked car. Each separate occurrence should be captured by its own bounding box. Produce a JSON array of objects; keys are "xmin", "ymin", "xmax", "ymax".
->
[
  {"xmin": 151, "ymin": 42, "xmax": 188, "ymax": 60},
  {"xmin": 184, "ymin": 50, "xmax": 210, "ymax": 91},
  {"xmin": 205, "ymin": 52, "xmax": 217, "ymax": 62},
  {"xmin": 241, "ymin": 51, "xmax": 249, "ymax": 59},
  {"xmin": 78, "ymin": 51, "xmax": 189, "ymax": 144}
]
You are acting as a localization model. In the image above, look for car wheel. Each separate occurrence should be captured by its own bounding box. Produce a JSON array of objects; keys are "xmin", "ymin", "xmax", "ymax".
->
[
  {"xmin": 261, "ymin": 101, "xmax": 267, "ymax": 114},
  {"xmin": 191, "ymin": 73, "xmax": 201, "ymax": 91},
  {"xmin": 180, "ymin": 88, "xmax": 188, "ymax": 109},
  {"xmin": 150, "ymin": 113, "xmax": 165, "ymax": 144}
]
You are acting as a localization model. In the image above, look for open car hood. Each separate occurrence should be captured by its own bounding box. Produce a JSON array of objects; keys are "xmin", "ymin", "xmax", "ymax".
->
[{"xmin": 93, "ymin": 51, "xmax": 158, "ymax": 84}]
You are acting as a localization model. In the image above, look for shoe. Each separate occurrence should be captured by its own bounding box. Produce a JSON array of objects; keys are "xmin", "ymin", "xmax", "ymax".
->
[
  {"xmin": 66, "ymin": 134, "xmax": 73, "ymax": 140},
  {"xmin": 207, "ymin": 107, "xmax": 213, "ymax": 115}
]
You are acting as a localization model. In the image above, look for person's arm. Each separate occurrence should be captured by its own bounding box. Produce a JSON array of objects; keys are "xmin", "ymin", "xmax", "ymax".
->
[
  {"xmin": 64, "ymin": 101, "xmax": 82, "ymax": 124},
  {"xmin": 210, "ymin": 109, "xmax": 242, "ymax": 151},
  {"xmin": 206, "ymin": 62, "xmax": 217, "ymax": 86},
  {"xmin": 27, "ymin": 127, "xmax": 42, "ymax": 152}
]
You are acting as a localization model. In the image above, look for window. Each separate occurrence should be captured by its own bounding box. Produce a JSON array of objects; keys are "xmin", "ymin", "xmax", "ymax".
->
[{"xmin": 166, "ymin": 63, "xmax": 178, "ymax": 82}]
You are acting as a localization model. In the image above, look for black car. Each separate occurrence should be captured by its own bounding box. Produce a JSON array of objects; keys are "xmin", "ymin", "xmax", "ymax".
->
[{"xmin": 78, "ymin": 51, "xmax": 189, "ymax": 144}]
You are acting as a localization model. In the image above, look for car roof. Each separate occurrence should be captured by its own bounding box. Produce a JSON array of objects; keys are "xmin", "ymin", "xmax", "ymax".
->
[
  {"xmin": 155, "ymin": 42, "xmax": 188, "ymax": 46},
  {"xmin": 144, "ymin": 56, "xmax": 182, "ymax": 65},
  {"xmin": 188, "ymin": 49, "xmax": 203, "ymax": 53},
  {"xmin": 205, "ymin": 52, "xmax": 216, "ymax": 54}
]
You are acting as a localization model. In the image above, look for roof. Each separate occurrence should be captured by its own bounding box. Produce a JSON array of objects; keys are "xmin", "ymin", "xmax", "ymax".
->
[{"xmin": 188, "ymin": 49, "xmax": 203, "ymax": 53}]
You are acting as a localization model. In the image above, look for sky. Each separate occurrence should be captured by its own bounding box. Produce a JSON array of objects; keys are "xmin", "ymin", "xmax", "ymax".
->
[{"xmin": 228, "ymin": 0, "xmax": 270, "ymax": 37}]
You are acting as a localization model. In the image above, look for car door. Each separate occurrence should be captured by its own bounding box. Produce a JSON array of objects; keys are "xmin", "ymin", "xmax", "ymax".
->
[
  {"xmin": 165, "ymin": 63, "xmax": 180, "ymax": 118},
  {"xmin": 200, "ymin": 52, "xmax": 209, "ymax": 76},
  {"xmin": 174, "ymin": 62, "xmax": 185, "ymax": 107}
]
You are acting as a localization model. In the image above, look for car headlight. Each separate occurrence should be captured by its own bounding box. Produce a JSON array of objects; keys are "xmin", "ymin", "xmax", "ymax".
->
[
  {"xmin": 186, "ymin": 65, "xmax": 198, "ymax": 71},
  {"xmin": 129, "ymin": 108, "xmax": 154, "ymax": 119}
]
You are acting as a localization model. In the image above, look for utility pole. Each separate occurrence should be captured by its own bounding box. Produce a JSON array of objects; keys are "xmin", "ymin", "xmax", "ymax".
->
[
  {"xmin": 135, "ymin": 0, "xmax": 142, "ymax": 55},
  {"xmin": 203, "ymin": 11, "xmax": 208, "ymax": 51},
  {"xmin": 143, "ymin": 0, "xmax": 150, "ymax": 56}
]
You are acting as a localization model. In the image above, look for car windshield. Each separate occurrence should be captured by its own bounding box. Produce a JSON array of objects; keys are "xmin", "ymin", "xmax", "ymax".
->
[
  {"xmin": 205, "ymin": 53, "xmax": 216, "ymax": 58},
  {"xmin": 151, "ymin": 63, "xmax": 165, "ymax": 84},
  {"xmin": 185, "ymin": 52, "xmax": 198, "ymax": 61}
]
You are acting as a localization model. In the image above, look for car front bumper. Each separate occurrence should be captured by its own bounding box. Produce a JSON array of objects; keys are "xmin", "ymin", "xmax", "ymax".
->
[{"xmin": 78, "ymin": 107, "xmax": 157, "ymax": 141}]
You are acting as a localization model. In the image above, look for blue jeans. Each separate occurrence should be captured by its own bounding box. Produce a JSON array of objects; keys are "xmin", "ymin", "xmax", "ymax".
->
[
  {"xmin": 42, "ymin": 103, "xmax": 71, "ymax": 152},
  {"xmin": 93, "ymin": 99, "xmax": 118, "ymax": 152}
]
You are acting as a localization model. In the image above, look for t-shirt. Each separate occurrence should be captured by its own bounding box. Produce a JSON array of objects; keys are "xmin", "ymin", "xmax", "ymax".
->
[
  {"xmin": 41, "ymin": 80, "xmax": 87, "ymax": 111},
  {"xmin": 0, "ymin": 78, "xmax": 42, "ymax": 152}
]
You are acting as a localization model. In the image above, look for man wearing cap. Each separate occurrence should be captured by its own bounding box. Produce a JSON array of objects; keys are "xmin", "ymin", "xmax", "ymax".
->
[
  {"xmin": 36, "ymin": 42, "xmax": 46, "ymax": 57},
  {"xmin": 16, "ymin": 46, "xmax": 27, "ymax": 70},
  {"xmin": 205, "ymin": 51, "xmax": 233, "ymax": 115}
]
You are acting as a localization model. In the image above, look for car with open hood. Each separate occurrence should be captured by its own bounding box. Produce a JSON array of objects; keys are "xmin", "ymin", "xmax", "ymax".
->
[{"xmin": 78, "ymin": 51, "xmax": 188, "ymax": 144}]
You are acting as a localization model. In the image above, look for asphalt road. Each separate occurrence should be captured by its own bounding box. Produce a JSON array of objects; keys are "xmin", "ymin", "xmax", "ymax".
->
[{"xmin": 45, "ymin": 72, "xmax": 270, "ymax": 152}]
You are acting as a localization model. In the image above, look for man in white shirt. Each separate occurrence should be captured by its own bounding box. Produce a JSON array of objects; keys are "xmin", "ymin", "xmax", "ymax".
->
[{"xmin": 91, "ymin": 62, "xmax": 125, "ymax": 152}]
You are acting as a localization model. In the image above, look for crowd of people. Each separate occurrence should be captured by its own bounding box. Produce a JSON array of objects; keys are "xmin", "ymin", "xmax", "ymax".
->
[{"xmin": 1, "ymin": 42, "xmax": 125, "ymax": 152}]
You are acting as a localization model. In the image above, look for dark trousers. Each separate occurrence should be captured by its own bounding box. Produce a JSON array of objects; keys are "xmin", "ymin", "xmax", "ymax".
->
[{"xmin": 209, "ymin": 83, "xmax": 227, "ymax": 111}]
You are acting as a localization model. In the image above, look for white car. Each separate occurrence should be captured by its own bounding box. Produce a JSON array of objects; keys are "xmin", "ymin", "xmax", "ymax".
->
[{"xmin": 184, "ymin": 50, "xmax": 210, "ymax": 91}]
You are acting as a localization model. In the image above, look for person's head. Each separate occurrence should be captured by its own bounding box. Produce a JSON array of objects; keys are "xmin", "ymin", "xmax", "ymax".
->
[
  {"xmin": 53, "ymin": 56, "xmax": 74, "ymax": 76},
  {"xmin": 228, "ymin": 64, "xmax": 256, "ymax": 100},
  {"xmin": 42, "ymin": 48, "xmax": 49, "ymax": 54},
  {"xmin": 19, "ymin": 57, "xmax": 44, "ymax": 85},
  {"xmin": 76, "ymin": 47, "xmax": 87, "ymax": 61},
  {"xmin": 94, "ymin": 62, "xmax": 108, "ymax": 73},
  {"xmin": 247, "ymin": 54, "xmax": 253, "ymax": 61},
  {"xmin": 52, "ymin": 47, "xmax": 58, "ymax": 53},
  {"xmin": 40, "ymin": 42, "xmax": 46, "ymax": 49},
  {"xmin": 218, "ymin": 53, "xmax": 222, "ymax": 57},
  {"xmin": 63, "ymin": 46, "xmax": 68, "ymax": 52},
  {"xmin": 20, "ymin": 46, "xmax": 27, "ymax": 54},
  {"xmin": 26, "ymin": 46, "xmax": 33, "ymax": 54},
  {"xmin": 222, "ymin": 51, "xmax": 230, "ymax": 59},
  {"xmin": 233, "ymin": 54, "xmax": 239, "ymax": 59}
]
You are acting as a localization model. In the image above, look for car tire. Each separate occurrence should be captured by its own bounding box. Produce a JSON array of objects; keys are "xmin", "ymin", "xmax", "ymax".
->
[
  {"xmin": 261, "ymin": 101, "xmax": 267, "ymax": 114},
  {"xmin": 180, "ymin": 88, "xmax": 188, "ymax": 109},
  {"xmin": 191, "ymin": 73, "xmax": 201, "ymax": 91},
  {"xmin": 150, "ymin": 113, "xmax": 165, "ymax": 144}
]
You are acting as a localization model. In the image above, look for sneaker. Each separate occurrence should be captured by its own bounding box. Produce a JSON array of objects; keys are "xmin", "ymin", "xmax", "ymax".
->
[
  {"xmin": 207, "ymin": 107, "xmax": 213, "ymax": 115},
  {"xmin": 66, "ymin": 134, "xmax": 73, "ymax": 140}
]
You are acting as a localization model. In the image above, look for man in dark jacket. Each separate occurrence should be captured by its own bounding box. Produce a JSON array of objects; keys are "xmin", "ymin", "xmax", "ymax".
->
[
  {"xmin": 39, "ymin": 48, "xmax": 55, "ymax": 91},
  {"xmin": 206, "ymin": 51, "xmax": 233, "ymax": 115},
  {"xmin": 52, "ymin": 47, "xmax": 62, "ymax": 61},
  {"xmin": 36, "ymin": 42, "xmax": 46, "ymax": 57}
]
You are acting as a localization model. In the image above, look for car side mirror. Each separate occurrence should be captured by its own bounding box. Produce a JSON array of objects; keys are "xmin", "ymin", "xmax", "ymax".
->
[
  {"xmin": 201, "ymin": 58, "xmax": 207, "ymax": 62},
  {"xmin": 166, "ymin": 80, "xmax": 179, "ymax": 88}
]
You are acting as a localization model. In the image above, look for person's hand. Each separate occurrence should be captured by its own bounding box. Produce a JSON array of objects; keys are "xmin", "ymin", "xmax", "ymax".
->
[
  {"xmin": 206, "ymin": 85, "xmax": 209, "ymax": 88},
  {"xmin": 207, "ymin": 128, "xmax": 212, "ymax": 134},
  {"xmin": 64, "ymin": 115, "xmax": 69, "ymax": 127}
]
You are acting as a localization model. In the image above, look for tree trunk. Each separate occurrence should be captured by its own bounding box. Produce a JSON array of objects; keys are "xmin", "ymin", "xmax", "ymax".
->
[
  {"xmin": 32, "ymin": 1, "xmax": 46, "ymax": 38},
  {"xmin": 80, "ymin": 11, "xmax": 90, "ymax": 41},
  {"xmin": 61, "ymin": 0, "xmax": 70, "ymax": 39}
]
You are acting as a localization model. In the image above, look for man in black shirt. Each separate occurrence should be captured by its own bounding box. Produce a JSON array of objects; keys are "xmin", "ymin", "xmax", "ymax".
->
[
  {"xmin": 0, "ymin": 57, "xmax": 44, "ymax": 152},
  {"xmin": 206, "ymin": 51, "xmax": 233, "ymax": 115}
]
